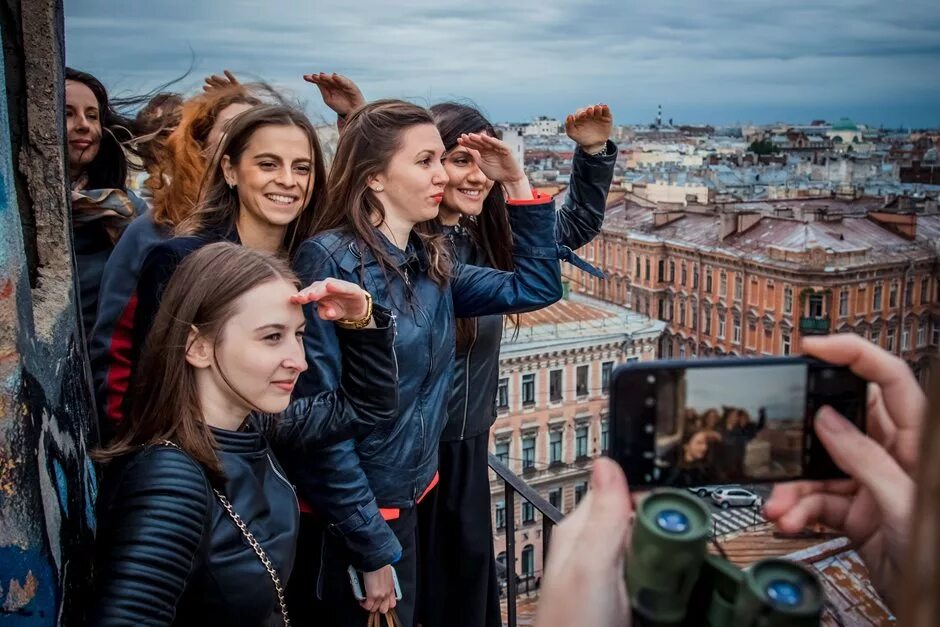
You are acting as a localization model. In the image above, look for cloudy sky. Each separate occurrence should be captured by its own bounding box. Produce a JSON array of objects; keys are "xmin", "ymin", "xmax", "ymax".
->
[{"xmin": 65, "ymin": 0, "xmax": 940, "ymax": 127}]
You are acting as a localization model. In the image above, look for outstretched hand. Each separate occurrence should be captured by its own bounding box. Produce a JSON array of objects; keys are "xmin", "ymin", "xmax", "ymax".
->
[
  {"xmin": 290, "ymin": 278, "xmax": 371, "ymax": 322},
  {"xmin": 565, "ymin": 104, "xmax": 613, "ymax": 154},
  {"xmin": 456, "ymin": 133, "xmax": 531, "ymax": 199},
  {"xmin": 203, "ymin": 70, "xmax": 240, "ymax": 93},
  {"xmin": 302, "ymin": 72, "xmax": 366, "ymax": 117}
]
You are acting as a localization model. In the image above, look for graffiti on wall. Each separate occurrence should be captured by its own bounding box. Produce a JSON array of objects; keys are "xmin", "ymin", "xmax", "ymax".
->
[{"xmin": 0, "ymin": 21, "xmax": 98, "ymax": 626}]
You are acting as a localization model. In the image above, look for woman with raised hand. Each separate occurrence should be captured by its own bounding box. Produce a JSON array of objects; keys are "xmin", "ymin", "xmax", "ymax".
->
[
  {"xmin": 417, "ymin": 101, "xmax": 616, "ymax": 627},
  {"xmin": 97, "ymin": 104, "xmax": 327, "ymax": 436},
  {"xmin": 286, "ymin": 99, "xmax": 564, "ymax": 626},
  {"xmin": 65, "ymin": 68, "xmax": 148, "ymax": 342},
  {"xmin": 91, "ymin": 242, "xmax": 398, "ymax": 626}
]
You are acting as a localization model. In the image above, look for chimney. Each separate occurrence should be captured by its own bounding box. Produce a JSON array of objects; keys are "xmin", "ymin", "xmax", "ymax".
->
[{"xmin": 720, "ymin": 212, "xmax": 737, "ymax": 240}]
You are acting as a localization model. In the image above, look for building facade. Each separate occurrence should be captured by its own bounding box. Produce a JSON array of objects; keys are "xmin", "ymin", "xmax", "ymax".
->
[{"xmin": 489, "ymin": 297, "xmax": 665, "ymax": 583}]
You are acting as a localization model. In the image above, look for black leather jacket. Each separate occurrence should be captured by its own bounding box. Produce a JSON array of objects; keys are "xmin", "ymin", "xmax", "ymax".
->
[
  {"xmin": 90, "ymin": 312, "xmax": 398, "ymax": 626},
  {"xmin": 440, "ymin": 141, "xmax": 617, "ymax": 441}
]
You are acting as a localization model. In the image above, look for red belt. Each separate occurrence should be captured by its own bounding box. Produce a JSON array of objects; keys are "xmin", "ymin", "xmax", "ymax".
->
[{"xmin": 297, "ymin": 471, "xmax": 440, "ymax": 520}]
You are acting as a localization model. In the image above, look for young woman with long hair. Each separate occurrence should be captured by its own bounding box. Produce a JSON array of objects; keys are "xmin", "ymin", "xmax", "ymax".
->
[
  {"xmin": 416, "ymin": 101, "xmax": 616, "ymax": 627},
  {"xmin": 96, "ymin": 104, "xmax": 327, "ymax": 435},
  {"xmin": 65, "ymin": 67, "xmax": 149, "ymax": 341},
  {"xmin": 91, "ymin": 242, "xmax": 398, "ymax": 626},
  {"xmin": 285, "ymin": 99, "xmax": 564, "ymax": 626}
]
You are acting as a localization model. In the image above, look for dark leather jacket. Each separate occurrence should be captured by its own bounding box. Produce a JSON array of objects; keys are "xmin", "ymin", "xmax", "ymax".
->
[
  {"xmin": 90, "ymin": 312, "xmax": 398, "ymax": 626},
  {"xmin": 441, "ymin": 141, "xmax": 617, "ymax": 441},
  {"xmin": 288, "ymin": 200, "xmax": 563, "ymax": 571}
]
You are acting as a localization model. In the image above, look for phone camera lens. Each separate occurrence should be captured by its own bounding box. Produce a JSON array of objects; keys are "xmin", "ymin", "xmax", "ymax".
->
[
  {"xmin": 765, "ymin": 579, "xmax": 803, "ymax": 607},
  {"xmin": 646, "ymin": 374, "xmax": 656, "ymax": 385},
  {"xmin": 821, "ymin": 369, "xmax": 835, "ymax": 380},
  {"xmin": 655, "ymin": 509, "xmax": 690, "ymax": 534},
  {"xmin": 645, "ymin": 397, "xmax": 656, "ymax": 408}
]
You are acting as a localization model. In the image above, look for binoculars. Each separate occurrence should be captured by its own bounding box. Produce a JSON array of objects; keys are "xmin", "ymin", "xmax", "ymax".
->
[{"xmin": 626, "ymin": 489, "xmax": 824, "ymax": 627}]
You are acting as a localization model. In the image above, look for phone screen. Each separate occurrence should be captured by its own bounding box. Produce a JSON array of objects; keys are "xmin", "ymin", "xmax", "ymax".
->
[{"xmin": 610, "ymin": 358, "xmax": 866, "ymax": 488}]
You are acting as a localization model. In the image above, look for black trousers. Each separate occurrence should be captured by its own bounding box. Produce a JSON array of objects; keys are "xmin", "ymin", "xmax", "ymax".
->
[
  {"xmin": 308, "ymin": 506, "xmax": 420, "ymax": 627},
  {"xmin": 418, "ymin": 433, "xmax": 502, "ymax": 627},
  {"xmin": 285, "ymin": 513, "xmax": 326, "ymax": 626}
]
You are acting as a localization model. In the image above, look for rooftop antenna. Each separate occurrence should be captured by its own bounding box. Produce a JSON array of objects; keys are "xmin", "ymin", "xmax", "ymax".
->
[{"xmin": 657, "ymin": 104, "xmax": 662, "ymax": 128}]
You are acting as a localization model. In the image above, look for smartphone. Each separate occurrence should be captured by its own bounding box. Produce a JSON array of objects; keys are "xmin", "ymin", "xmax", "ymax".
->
[
  {"xmin": 347, "ymin": 564, "xmax": 403, "ymax": 602},
  {"xmin": 609, "ymin": 357, "xmax": 867, "ymax": 489}
]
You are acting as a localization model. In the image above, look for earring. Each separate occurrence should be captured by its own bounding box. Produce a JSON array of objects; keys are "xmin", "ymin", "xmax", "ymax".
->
[
  {"xmin": 373, "ymin": 185, "xmax": 384, "ymax": 192},
  {"xmin": 227, "ymin": 181, "xmax": 235, "ymax": 189}
]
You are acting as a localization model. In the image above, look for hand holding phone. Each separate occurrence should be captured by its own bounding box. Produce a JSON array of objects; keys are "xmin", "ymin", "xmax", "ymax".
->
[{"xmin": 348, "ymin": 564, "xmax": 402, "ymax": 614}]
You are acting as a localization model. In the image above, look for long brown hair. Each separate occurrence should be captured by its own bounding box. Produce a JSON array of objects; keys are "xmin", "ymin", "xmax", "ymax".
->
[
  {"xmin": 426, "ymin": 102, "xmax": 517, "ymax": 350},
  {"xmin": 900, "ymin": 357, "xmax": 940, "ymax": 626},
  {"xmin": 95, "ymin": 242, "xmax": 299, "ymax": 479},
  {"xmin": 176, "ymin": 104, "xmax": 326, "ymax": 259},
  {"xmin": 151, "ymin": 85, "xmax": 262, "ymax": 227},
  {"xmin": 311, "ymin": 99, "xmax": 452, "ymax": 287}
]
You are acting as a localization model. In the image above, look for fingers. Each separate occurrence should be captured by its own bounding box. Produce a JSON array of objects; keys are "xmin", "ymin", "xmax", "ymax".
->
[
  {"xmin": 775, "ymin": 493, "xmax": 853, "ymax": 534},
  {"xmin": 567, "ymin": 104, "xmax": 612, "ymax": 121},
  {"xmin": 223, "ymin": 70, "xmax": 239, "ymax": 85},
  {"xmin": 378, "ymin": 594, "xmax": 392, "ymax": 615},
  {"xmin": 457, "ymin": 132, "xmax": 508, "ymax": 155},
  {"xmin": 764, "ymin": 478, "xmax": 857, "ymax": 520},
  {"xmin": 865, "ymin": 383, "xmax": 897, "ymax": 449},
  {"xmin": 801, "ymin": 334, "xmax": 926, "ymax": 434}
]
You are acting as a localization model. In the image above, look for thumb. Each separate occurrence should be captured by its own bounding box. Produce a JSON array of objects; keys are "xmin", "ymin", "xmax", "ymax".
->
[
  {"xmin": 585, "ymin": 458, "xmax": 633, "ymax": 555},
  {"xmin": 814, "ymin": 406, "xmax": 913, "ymax": 515}
]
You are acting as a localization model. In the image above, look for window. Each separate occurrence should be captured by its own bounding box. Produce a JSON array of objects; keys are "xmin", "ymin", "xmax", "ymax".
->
[
  {"xmin": 549, "ymin": 369, "xmax": 563, "ymax": 402},
  {"xmin": 634, "ymin": 255, "xmax": 640, "ymax": 277},
  {"xmin": 933, "ymin": 325, "xmax": 940, "ymax": 347},
  {"xmin": 706, "ymin": 267, "xmax": 713, "ymax": 292},
  {"xmin": 873, "ymin": 283, "xmax": 883, "ymax": 311},
  {"xmin": 522, "ymin": 501, "xmax": 534, "ymax": 524},
  {"xmin": 747, "ymin": 321, "xmax": 757, "ymax": 349},
  {"xmin": 905, "ymin": 279, "xmax": 914, "ymax": 307},
  {"xmin": 784, "ymin": 286, "xmax": 792, "ymax": 314},
  {"xmin": 549, "ymin": 430, "xmax": 562, "ymax": 464},
  {"xmin": 576, "ymin": 365, "xmax": 589, "ymax": 397},
  {"xmin": 765, "ymin": 280, "xmax": 774, "ymax": 305},
  {"xmin": 645, "ymin": 258, "xmax": 651, "ymax": 281},
  {"xmin": 548, "ymin": 488, "xmax": 562, "ymax": 509},
  {"xmin": 837, "ymin": 289, "xmax": 848, "ymax": 317},
  {"xmin": 889, "ymin": 282, "xmax": 898, "ymax": 308},
  {"xmin": 680, "ymin": 264, "xmax": 687, "ymax": 286},
  {"xmin": 921, "ymin": 277, "xmax": 930, "ymax": 304},
  {"xmin": 871, "ymin": 327, "xmax": 881, "ymax": 346},
  {"xmin": 522, "ymin": 373, "xmax": 535, "ymax": 406},
  {"xmin": 734, "ymin": 275, "xmax": 743, "ymax": 300},
  {"xmin": 574, "ymin": 481, "xmax": 588, "ymax": 505},
  {"xmin": 887, "ymin": 327, "xmax": 896, "ymax": 352},
  {"xmin": 733, "ymin": 317, "xmax": 741, "ymax": 344},
  {"xmin": 601, "ymin": 420, "xmax": 609, "ymax": 453},
  {"xmin": 808, "ymin": 294, "xmax": 824, "ymax": 318},
  {"xmin": 522, "ymin": 435, "xmax": 536, "ymax": 469},
  {"xmin": 902, "ymin": 325, "xmax": 911, "ymax": 351},
  {"xmin": 669, "ymin": 260, "xmax": 676, "ymax": 282},
  {"xmin": 495, "ymin": 501, "xmax": 505, "ymax": 529},
  {"xmin": 693, "ymin": 267, "xmax": 699, "ymax": 289},
  {"xmin": 691, "ymin": 305, "xmax": 698, "ymax": 331},
  {"xmin": 495, "ymin": 440, "xmax": 510, "ymax": 464},
  {"xmin": 781, "ymin": 332, "xmax": 791, "ymax": 356},
  {"xmin": 704, "ymin": 310, "xmax": 712, "ymax": 335},
  {"xmin": 679, "ymin": 345, "xmax": 686, "ymax": 359},
  {"xmin": 917, "ymin": 322, "xmax": 926, "ymax": 347},
  {"xmin": 497, "ymin": 377, "xmax": 509, "ymax": 410},
  {"xmin": 679, "ymin": 301, "xmax": 687, "ymax": 326},
  {"xmin": 575, "ymin": 425, "xmax": 589, "ymax": 458},
  {"xmin": 718, "ymin": 313, "xmax": 726, "ymax": 339},
  {"xmin": 658, "ymin": 298, "xmax": 666, "ymax": 320},
  {"xmin": 601, "ymin": 361, "xmax": 614, "ymax": 393},
  {"xmin": 658, "ymin": 259, "xmax": 665, "ymax": 281},
  {"xmin": 521, "ymin": 545, "xmax": 535, "ymax": 577},
  {"xmin": 720, "ymin": 272, "xmax": 727, "ymax": 298}
]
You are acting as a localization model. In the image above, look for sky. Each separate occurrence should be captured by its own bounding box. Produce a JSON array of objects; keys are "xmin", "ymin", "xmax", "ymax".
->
[
  {"xmin": 684, "ymin": 364, "xmax": 806, "ymax": 420},
  {"xmin": 64, "ymin": 0, "xmax": 940, "ymax": 128}
]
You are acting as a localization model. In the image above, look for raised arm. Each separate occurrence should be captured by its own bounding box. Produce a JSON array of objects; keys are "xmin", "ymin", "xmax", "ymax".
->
[
  {"xmin": 91, "ymin": 446, "xmax": 209, "ymax": 625},
  {"xmin": 557, "ymin": 104, "xmax": 616, "ymax": 249}
]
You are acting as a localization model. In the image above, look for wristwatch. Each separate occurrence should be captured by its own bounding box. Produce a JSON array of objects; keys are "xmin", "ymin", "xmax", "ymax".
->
[{"xmin": 336, "ymin": 291, "xmax": 373, "ymax": 330}]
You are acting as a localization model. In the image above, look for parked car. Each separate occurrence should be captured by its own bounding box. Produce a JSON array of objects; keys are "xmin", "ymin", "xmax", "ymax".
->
[
  {"xmin": 711, "ymin": 487, "xmax": 761, "ymax": 509},
  {"xmin": 687, "ymin": 485, "xmax": 728, "ymax": 498}
]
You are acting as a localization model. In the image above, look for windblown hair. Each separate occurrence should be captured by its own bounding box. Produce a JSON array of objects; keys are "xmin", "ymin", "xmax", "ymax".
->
[
  {"xmin": 150, "ymin": 85, "xmax": 263, "ymax": 228},
  {"xmin": 428, "ymin": 102, "xmax": 517, "ymax": 349},
  {"xmin": 312, "ymin": 99, "xmax": 452, "ymax": 288},
  {"xmin": 95, "ymin": 242, "xmax": 300, "ymax": 479},
  {"xmin": 175, "ymin": 104, "xmax": 326, "ymax": 259},
  {"xmin": 65, "ymin": 67, "xmax": 139, "ymax": 190},
  {"xmin": 132, "ymin": 92, "xmax": 184, "ymax": 195}
]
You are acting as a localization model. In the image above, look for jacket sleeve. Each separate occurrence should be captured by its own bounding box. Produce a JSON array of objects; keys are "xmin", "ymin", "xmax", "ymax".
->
[
  {"xmin": 91, "ymin": 447, "xmax": 209, "ymax": 626},
  {"xmin": 285, "ymin": 238, "xmax": 402, "ymax": 572},
  {"xmin": 451, "ymin": 200, "xmax": 563, "ymax": 318},
  {"xmin": 261, "ymin": 305, "xmax": 398, "ymax": 450},
  {"xmin": 555, "ymin": 140, "xmax": 617, "ymax": 250}
]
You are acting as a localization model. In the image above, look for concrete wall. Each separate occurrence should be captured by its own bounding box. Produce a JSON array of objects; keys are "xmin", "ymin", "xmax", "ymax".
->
[{"xmin": 1, "ymin": 1, "xmax": 98, "ymax": 624}]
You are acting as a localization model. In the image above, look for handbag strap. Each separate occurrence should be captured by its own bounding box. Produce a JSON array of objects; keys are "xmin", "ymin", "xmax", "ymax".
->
[
  {"xmin": 161, "ymin": 440, "xmax": 291, "ymax": 626},
  {"xmin": 367, "ymin": 608, "xmax": 401, "ymax": 627}
]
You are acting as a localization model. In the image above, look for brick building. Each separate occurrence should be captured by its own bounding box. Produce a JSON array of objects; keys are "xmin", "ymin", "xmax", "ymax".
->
[
  {"xmin": 566, "ymin": 197, "xmax": 940, "ymax": 381},
  {"xmin": 489, "ymin": 297, "xmax": 664, "ymax": 583}
]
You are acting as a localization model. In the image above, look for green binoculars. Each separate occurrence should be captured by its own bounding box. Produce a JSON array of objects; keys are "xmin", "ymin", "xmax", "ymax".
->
[{"xmin": 626, "ymin": 489, "xmax": 824, "ymax": 627}]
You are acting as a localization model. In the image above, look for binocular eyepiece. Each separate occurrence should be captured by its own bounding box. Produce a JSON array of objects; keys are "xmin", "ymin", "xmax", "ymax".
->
[{"xmin": 626, "ymin": 489, "xmax": 824, "ymax": 627}]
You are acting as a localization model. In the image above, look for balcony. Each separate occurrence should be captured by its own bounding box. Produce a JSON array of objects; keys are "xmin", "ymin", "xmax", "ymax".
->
[{"xmin": 799, "ymin": 316, "xmax": 831, "ymax": 334}]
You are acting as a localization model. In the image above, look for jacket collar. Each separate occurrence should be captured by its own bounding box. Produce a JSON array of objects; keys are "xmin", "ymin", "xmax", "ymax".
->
[{"xmin": 353, "ymin": 227, "xmax": 429, "ymax": 274}]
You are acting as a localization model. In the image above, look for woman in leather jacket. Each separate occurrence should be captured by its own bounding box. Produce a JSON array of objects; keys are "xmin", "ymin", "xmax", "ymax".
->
[
  {"xmin": 91, "ymin": 242, "xmax": 398, "ymax": 626},
  {"xmin": 416, "ymin": 102, "xmax": 617, "ymax": 627},
  {"xmin": 286, "ymin": 100, "xmax": 564, "ymax": 626}
]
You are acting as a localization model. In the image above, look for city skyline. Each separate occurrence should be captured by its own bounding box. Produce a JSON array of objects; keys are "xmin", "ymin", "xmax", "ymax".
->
[{"xmin": 64, "ymin": 0, "xmax": 940, "ymax": 128}]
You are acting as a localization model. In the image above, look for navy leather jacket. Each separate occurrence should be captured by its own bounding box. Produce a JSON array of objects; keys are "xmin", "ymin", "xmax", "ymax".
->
[
  {"xmin": 288, "ymin": 200, "xmax": 562, "ymax": 571},
  {"xmin": 441, "ymin": 141, "xmax": 617, "ymax": 441},
  {"xmin": 91, "ymin": 312, "xmax": 398, "ymax": 626}
]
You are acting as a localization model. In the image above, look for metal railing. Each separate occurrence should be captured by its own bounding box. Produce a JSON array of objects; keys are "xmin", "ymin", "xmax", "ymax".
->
[{"xmin": 488, "ymin": 453, "xmax": 565, "ymax": 627}]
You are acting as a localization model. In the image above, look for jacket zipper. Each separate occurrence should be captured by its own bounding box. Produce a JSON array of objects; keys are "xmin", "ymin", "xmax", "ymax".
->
[
  {"xmin": 459, "ymin": 317, "xmax": 478, "ymax": 440},
  {"xmin": 266, "ymin": 453, "xmax": 299, "ymax": 513}
]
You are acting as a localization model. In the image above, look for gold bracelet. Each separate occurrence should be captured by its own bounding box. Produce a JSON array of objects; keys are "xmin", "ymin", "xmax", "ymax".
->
[{"xmin": 336, "ymin": 291, "xmax": 373, "ymax": 330}]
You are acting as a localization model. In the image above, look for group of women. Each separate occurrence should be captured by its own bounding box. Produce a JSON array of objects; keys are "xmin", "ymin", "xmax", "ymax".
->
[{"xmin": 67, "ymin": 67, "xmax": 616, "ymax": 626}]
